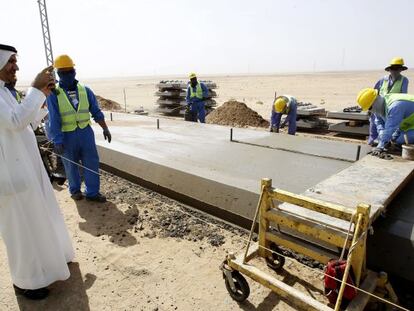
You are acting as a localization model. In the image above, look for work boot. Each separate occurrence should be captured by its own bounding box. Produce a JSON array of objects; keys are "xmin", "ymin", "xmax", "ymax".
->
[
  {"xmin": 86, "ymin": 193, "xmax": 107, "ymax": 203},
  {"xmin": 13, "ymin": 285, "xmax": 49, "ymax": 300},
  {"xmin": 71, "ymin": 191, "xmax": 83, "ymax": 201}
]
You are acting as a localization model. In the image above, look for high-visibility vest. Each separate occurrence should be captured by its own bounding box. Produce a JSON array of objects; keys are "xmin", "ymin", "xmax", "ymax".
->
[
  {"xmin": 384, "ymin": 93, "xmax": 414, "ymax": 132},
  {"xmin": 57, "ymin": 84, "xmax": 91, "ymax": 132},
  {"xmin": 15, "ymin": 91, "xmax": 21, "ymax": 103},
  {"xmin": 379, "ymin": 76, "xmax": 404, "ymax": 96},
  {"xmin": 189, "ymin": 82, "xmax": 203, "ymax": 99}
]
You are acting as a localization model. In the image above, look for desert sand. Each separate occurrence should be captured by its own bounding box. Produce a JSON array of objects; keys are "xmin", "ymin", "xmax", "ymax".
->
[
  {"xmin": 0, "ymin": 172, "xmax": 326, "ymax": 311},
  {"xmin": 82, "ymin": 70, "xmax": 414, "ymax": 119}
]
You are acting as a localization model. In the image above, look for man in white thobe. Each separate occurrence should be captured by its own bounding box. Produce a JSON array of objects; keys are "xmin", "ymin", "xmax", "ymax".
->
[{"xmin": 0, "ymin": 44, "xmax": 74, "ymax": 300}]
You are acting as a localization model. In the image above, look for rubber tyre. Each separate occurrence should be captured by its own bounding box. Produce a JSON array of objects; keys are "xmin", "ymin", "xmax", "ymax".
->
[
  {"xmin": 265, "ymin": 243, "xmax": 285, "ymax": 271},
  {"xmin": 223, "ymin": 271, "xmax": 250, "ymax": 302}
]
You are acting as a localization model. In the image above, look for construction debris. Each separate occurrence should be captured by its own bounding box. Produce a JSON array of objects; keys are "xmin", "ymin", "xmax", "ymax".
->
[
  {"xmin": 206, "ymin": 100, "xmax": 270, "ymax": 128},
  {"xmin": 155, "ymin": 80, "xmax": 218, "ymax": 117},
  {"xmin": 96, "ymin": 95, "xmax": 122, "ymax": 111}
]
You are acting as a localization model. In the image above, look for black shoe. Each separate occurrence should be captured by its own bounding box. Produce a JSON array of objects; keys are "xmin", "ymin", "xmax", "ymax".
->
[
  {"xmin": 86, "ymin": 193, "xmax": 107, "ymax": 203},
  {"xmin": 14, "ymin": 285, "xmax": 49, "ymax": 300},
  {"xmin": 71, "ymin": 191, "xmax": 83, "ymax": 201}
]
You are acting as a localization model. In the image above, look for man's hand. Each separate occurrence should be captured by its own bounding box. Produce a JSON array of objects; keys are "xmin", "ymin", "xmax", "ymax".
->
[
  {"xmin": 32, "ymin": 66, "xmax": 55, "ymax": 96},
  {"xmin": 54, "ymin": 144, "xmax": 64, "ymax": 155},
  {"xmin": 369, "ymin": 147, "xmax": 384, "ymax": 157},
  {"xmin": 368, "ymin": 147, "xmax": 393, "ymax": 160},
  {"xmin": 103, "ymin": 128, "xmax": 112, "ymax": 143}
]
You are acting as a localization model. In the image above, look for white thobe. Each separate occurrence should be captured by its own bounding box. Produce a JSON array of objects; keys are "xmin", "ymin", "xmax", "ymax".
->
[{"xmin": 0, "ymin": 80, "xmax": 74, "ymax": 289}]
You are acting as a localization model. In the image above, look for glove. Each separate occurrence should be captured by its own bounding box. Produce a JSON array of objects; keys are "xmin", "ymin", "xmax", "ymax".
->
[
  {"xmin": 103, "ymin": 128, "xmax": 112, "ymax": 143},
  {"xmin": 54, "ymin": 144, "xmax": 64, "ymax": 155},
  {"xmin": 269, "ymin": 127, "xmax": 274, "ymax": 132},
  {"xmin": 280, "ymin": 122, "xmax": 287, "ymax": 129},
  {"xmin": 369, "ymin": 147, "xmax": 384, "ymax": 157},
  {"xmin": 368, "ymin": 147, "xmax": 393, "ymax": 160}
]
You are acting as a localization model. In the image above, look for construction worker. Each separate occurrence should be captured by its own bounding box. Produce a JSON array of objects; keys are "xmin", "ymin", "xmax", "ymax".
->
[
  {"xmin": 270, "ymin": 95, "xmax": 298, "ymax": 135},
  {"xmin": 46, "ymin": 55, "xmax": 111, "ymax": 202},
  {"xmin": 185, "ymin": 73, "xmax": 209, "ymax": 123},
  {"xmin": 357, "ymin": 88, "xmax": 414, "ymax": 157},
  {"xmin": 369, "ymin": 57, "xmax": 409, "ymax": 145}
]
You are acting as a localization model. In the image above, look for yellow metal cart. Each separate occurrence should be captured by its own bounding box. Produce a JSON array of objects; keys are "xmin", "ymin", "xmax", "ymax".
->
[{"xmin": 220, "ymin": 178, "xmax": 399, "ymax": 311}]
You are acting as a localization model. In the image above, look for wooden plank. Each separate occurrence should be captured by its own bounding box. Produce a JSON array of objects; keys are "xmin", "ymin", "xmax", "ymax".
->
[
  {"xmin": 278, "ymin": 156, "xmax": 414, "ymax": 232},
  {"xmin": 229, "ymin": 246, "xmax": 333, "ymax": 311},
  {"xmin": 346, "ymin": 270, "xmax": 378, "ymax": 311}
]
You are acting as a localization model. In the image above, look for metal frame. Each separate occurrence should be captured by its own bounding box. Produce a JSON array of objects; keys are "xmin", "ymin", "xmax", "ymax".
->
[
  {"xmin": 37, "ymin": 0, "xmax": 54, "ymax": 66},
  {"xmin": 222, "ymin": 178, "xmax": 397, "ymax": 311}
]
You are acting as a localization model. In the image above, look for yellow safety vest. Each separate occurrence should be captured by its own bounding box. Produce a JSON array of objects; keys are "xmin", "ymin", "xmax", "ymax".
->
[
  {"xmin": 379, "ymin": 76, "xmax": 404, "ymax": 96},
  {"xmin": 189, "ymin": 83, "xmax": 203, "ymax": 99},
  {"xmin": 57, "ymin": 84, "xmax": 91, "ymax": 132}
]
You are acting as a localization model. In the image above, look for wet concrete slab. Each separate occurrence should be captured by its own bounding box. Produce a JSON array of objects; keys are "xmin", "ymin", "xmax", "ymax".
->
[{"xmin": 93, "ymin": 113, "xmax": 359, "ymax": 222}]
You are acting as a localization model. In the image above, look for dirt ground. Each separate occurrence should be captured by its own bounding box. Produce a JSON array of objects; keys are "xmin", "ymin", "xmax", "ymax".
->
[
  {"xmin": 0, "ymin": 172, "xmax": 327, "ymax": 311},
  {"xmin": 74, "ymin": 70, "xmax": 414, "ymax": 118}
]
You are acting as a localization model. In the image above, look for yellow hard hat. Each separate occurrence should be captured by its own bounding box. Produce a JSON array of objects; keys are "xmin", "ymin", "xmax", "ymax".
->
[
  {"xmin": 54, "ymin": 55, "xmax": 75, "ymax": 69},
  {"xmin": 385, "ymin": 57, "xmax": 407, "ymax": 71},
  {"xmin": 274, "ymin": 96, "xmax": 289, "ymax": 113},
  {"xmin": 188, "ymin": 72, "xmax": 197, "ymax": 79},
  {"xmin": 356, "ymin": 88, "xmax": 378, "ymax": 111}
]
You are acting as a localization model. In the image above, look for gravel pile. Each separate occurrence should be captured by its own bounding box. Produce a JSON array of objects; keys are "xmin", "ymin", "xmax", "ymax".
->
[
  {"xmin": 96, "ymin": 95, "xmax": 122, "ymax": 111},
  {"xmin": 206, "ymin": 100, "xmax": 269, "ymax": 128}
]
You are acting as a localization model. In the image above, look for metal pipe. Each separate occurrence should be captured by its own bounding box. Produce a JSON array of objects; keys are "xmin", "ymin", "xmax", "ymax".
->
[
  {"xmin": 110, "ymin": 112, "xmax": 113, "ymax": 121},
  {"xmin": 356, "ymin": 145, "xmax": 361, "ymax": 161},
  {"xmin": 243, "ymin": 185, "xmax": 265, "ymax": 264},
  {"xmin": 230, "ymin": 128, "xmax": 233, "ymax": 142},
  {"xmin": 157, "ymin": 119, "xmax": 160, "ymax": 129}
]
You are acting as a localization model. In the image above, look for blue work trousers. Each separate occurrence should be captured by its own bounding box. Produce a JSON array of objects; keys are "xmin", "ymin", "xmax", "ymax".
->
[
  {"xmin": 190, "ymin": 102, "xmax": 206, "ymax": 123},
  {"xmin": 61, "ymin": 126, "xmax": 100, "ymax": 197}
]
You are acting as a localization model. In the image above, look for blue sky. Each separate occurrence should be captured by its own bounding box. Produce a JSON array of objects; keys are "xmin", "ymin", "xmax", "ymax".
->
[{"xmin": 2, "ymin": 0, "xmax": 413, "ymax": 79}]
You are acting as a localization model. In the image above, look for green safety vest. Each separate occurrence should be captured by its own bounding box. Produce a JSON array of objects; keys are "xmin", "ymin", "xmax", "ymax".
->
[
  {"xmin": 57, "ymin": 84, "xmax": 91, "ymax": 132},
  {"xmin": 189, "ymin": 83, "xmax": 203, "ymax": 99},
  {"xmin": 15, "ymin": 91, "xmax": 21, "ymax": 103},
  {"xmin": 379, "ymin": 76, "xmax": 404, "ymax": 96},
  {"xmin": 384, "ymin": 93, "xmax": 414, "ymax": 132}
]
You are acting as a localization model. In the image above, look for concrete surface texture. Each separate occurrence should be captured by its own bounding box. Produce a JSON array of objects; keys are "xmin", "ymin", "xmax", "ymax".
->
[{"xmin": 93, "ymin": 113, "xmax": 365, "ymax": 221}]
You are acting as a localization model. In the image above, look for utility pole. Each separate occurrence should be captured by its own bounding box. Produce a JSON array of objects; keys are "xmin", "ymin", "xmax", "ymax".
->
[{"xmin": 37, "ymin": 0, "xmax": 54, "ymax": 66}]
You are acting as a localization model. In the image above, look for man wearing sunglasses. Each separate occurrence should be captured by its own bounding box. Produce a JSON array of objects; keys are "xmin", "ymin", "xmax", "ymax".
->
[
  {"xmin": 46, "ymin": 55, "xmax": 111, "ymax": 202},
  {"xmin": 357, "ymin": 88, "xmax": 414, "ymax": 158}
]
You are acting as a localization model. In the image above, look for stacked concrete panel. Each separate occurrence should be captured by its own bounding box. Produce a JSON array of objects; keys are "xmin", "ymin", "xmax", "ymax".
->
[
  {"xmin": 283, "ymin": 101, "xmax": 328, "ymax": 129},
  {"xmin": 155, "ymin": 80, "xmax": 218, "ymax": 117},
  {"xmin": 327, "ymin": 106, "xmax": 369, "ymax": 136}
]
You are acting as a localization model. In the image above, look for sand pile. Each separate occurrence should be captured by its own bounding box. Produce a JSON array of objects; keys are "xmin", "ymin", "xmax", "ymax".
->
[
  {"xmin": 96, "ymin": 95, "xmax": 122, "ymax": 111},
  {"xmin": 206, "ymin": 100, "xmax": 269, "ymax": 128}
]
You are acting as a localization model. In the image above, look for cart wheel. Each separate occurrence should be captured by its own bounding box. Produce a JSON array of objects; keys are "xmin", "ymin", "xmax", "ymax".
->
[
  {"xmin": 266, "ymin": 243, "xmax": 285, "ymax": 271},
  {"xmin": 223, "ymin": 271, "xmax": 250, "ymax": 302}
]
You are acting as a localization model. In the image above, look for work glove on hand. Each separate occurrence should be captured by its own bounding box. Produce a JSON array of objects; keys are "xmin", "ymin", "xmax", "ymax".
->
[
  {"xmin": 103, "ymin": 128, "xmax": 112, "ymax": 143},
  {"xmin": 368, "ymin": 147, "xmax": 393, "ymax": 160},
  {"xmin": 280, "ymin": 122, "xmax": 287, "ymax": 129},
  {"xmin": 269, "ymin": 127, "xmax": 274, "ymax": 132},
  {"xmin": 54, "ymin": 144, "xmax": 64, "ymax": 155}
]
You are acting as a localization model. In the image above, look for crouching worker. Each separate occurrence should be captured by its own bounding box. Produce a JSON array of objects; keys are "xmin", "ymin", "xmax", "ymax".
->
[
  {"xmin": 270, "ymin": 95, "xmax": 297, "ymax": 135},
  {"xmin": 357, "ymin": 88, "xmax": 414, "ymax": 159}
]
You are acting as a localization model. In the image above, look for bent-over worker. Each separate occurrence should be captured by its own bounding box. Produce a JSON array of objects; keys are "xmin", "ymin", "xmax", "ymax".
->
[{"xmin": 270, "ymin": 95, "xmax": 297, "ymax": 135}]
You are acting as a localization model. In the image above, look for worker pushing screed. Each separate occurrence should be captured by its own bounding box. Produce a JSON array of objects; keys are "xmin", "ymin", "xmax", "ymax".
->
[
  {"xmin": 269, "ymin": 93, "xmax": 298, "ymax": 135},
  {"xmin": 357, "ymin": 87, "xmax": 414, "ymax": 159},
  {"xmin": 46, "ymin": 55, "xmax": 111, "ymax": 202},
  {"xmin": 368, "ymin": 57, "xmax": 409, "ymax": 146}
]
